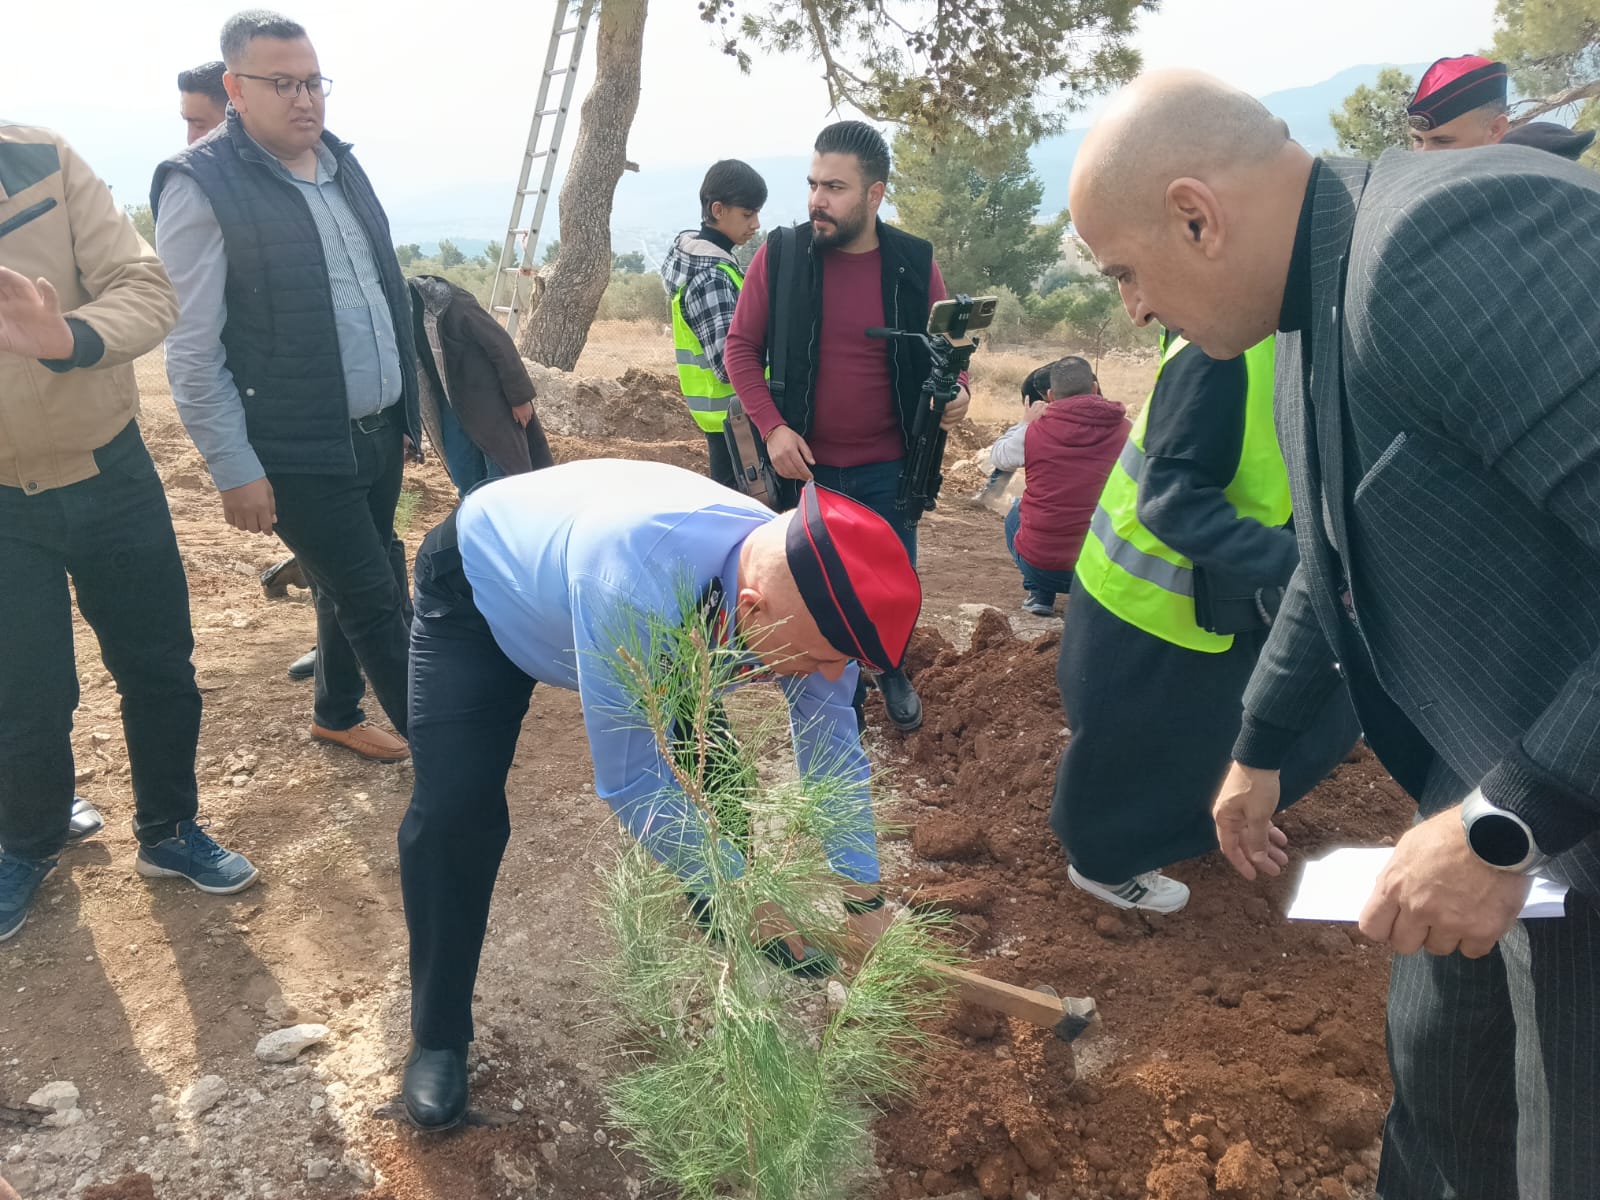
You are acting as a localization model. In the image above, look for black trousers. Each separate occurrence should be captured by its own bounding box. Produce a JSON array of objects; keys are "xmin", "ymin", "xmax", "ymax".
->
[
  {"xmin": 0, "ymin": 421, "xmax": 200, "ymax": 859},
  {"xmin": 704, "ymin": 430, "xmax": 737, "ymax": 490},
  {"xmin": 1378, "ymin": 760, "xmax": 1600, "ymax": 1199},
  {"xmin": 269, "ymin": 415, "xmax": 411, "ymax": 735},
  {"xmin": 1050, "ymin": 585, "xmax": 1360, "ymax": 882},
  {"xmin": 398, "ymin": 512, "xmax": 535, "ymax": 1048}
]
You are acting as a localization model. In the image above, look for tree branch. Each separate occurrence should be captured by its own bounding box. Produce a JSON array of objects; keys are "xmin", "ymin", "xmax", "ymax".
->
[{"xmin": 1510, "ymin": 79, "xmax": 1600, "ymax": 126}]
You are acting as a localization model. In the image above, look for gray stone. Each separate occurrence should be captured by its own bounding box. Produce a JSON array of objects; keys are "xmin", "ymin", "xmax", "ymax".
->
[
  {"xmin": 305, "ymin": 1158, "xmax": 333, "ymax": 1181},
  {"xmin": 254, "ymin": 1024, "xmax": 330, "ymax": 1063},
  {"xmin": 26, "ymin": 1081, "xmax": 79, "ymax": 1113},
  {"xmin": 176, "ymin": 1075, "xmax": 229, "ymax": 1120}
]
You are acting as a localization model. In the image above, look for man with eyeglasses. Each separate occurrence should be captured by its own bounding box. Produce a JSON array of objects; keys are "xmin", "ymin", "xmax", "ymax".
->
[{"xmin": 153, "ymin": 9, "xmax": 417, "ymax": 764}]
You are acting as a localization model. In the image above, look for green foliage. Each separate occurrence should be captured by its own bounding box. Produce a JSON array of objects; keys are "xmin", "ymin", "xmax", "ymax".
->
[
  {"xmin": 395, "ymin": 248, "xmax": 496, "ymax": 305},
  {"xmin": 612, "ymin": 249, "xmax": 648, "ymax": 273},
  {"xmin": 1492, "ymin": 0, "xmax": 1600, "ymax": 169},
  {"xmin": 126, "ymin": 203, "xmax": 156, "ymax": 244},
  {"xmin": 696, "ymin": 0, "xmax": 1157, "ymax": 137},
  {"xmin": 596, "ymin": 271, "xmax": 671, "ymax": 322},
  {"xmin": 595, "ymin": 594, "xmax": 958, "ymax": 1200},
  {"xmin": 891, "ymin": 123, "xmax": 1067, "ymax": 296},
  {"xmin": 481, "ymin": 241, "xmax": 504, "ymax": 268},
  {"xmin": 437, "ymin": 238, "xmax": 466, "ymax": 268},
  {"xmin": 1329, "ymin": 67, "xmax": 1416, "ymax": 159},
  {"xmin": 735, "ymin": 228, "xmax": 767, "ymax": 271},
  {"xmin": 541, "ymin": 238, "xmax": 562, "ymax": 266},
  {"xmin": 980, "ymin": 279, "xmax": 1151, "ymax": 362}
]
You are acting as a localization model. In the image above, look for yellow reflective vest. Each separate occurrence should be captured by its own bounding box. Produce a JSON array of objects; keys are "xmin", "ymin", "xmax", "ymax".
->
[
  {"xmin": 1072, "ymin": 335, "xmax": 1289, "ymax": 653},
  {"xmin": 670, "ymin": 261, "xmax": 742, "ymax": 434}
]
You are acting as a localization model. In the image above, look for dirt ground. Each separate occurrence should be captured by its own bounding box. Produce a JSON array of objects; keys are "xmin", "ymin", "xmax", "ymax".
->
[{"xmin": 1, "ymin": 345, "xmax": 1406, "ymax": 1200}]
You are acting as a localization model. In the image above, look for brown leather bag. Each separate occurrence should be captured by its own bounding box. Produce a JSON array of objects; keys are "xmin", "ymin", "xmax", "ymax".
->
[{"xmin": 721, "ymin": 397, "xmax": 796, "ymax": 512}]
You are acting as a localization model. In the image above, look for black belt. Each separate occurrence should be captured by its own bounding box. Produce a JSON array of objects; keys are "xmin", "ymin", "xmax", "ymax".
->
[{"xmin": 351, "ymin": 408, "xmax": 391, "ymax": 435}]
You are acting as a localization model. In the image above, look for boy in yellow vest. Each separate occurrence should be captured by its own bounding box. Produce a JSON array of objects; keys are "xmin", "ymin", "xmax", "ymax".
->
[
  {"xmin": 660, "ymin": 160, "xmax": 767, "ymax": 488},
  {"xmin": 1052, "ymin": 333, "xmax": 1358, "ymax": 912}
]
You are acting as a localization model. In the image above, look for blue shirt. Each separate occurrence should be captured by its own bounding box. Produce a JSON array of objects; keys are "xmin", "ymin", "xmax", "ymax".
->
[
  {"xmin": 157, "ymin": 133, "xmax": 402, "ymax": 491},
  {"xmin": 457, "ymin": 459, "xmax": 877, "ymax": 886}
]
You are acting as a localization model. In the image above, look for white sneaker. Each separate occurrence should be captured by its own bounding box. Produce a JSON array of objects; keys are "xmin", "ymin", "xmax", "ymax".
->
[{"xmin": 1069, "ymin": 865, "xmax": 1190, "ymax": 913}]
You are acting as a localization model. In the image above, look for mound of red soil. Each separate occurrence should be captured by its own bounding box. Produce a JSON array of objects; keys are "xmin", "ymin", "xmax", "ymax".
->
[{"xmin": 872, "ymin": 614, "xmax": 1409, "ymax": 1200}]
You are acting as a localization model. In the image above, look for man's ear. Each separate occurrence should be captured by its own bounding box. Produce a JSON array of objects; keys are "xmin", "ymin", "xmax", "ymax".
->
[
  {"xmin": 867, "ymin": 179, "xmax": 887, "ymax": 210},
  {"xmin": 1166, "ymin": 177, "xmax": 1226, "ymax": 260},
  {"xmin": 1487, "ymin": 112, "xmax": 1510, "ymax": 144}
]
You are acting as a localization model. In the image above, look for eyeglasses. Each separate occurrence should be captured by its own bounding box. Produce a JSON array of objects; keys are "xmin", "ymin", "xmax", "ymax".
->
[{"xmin": 233, "ymin": 73, "xmax": 333, "ymax": 100}]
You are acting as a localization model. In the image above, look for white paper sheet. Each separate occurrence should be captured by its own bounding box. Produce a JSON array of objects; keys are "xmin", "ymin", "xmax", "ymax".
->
[{"xmin": 1286, "ymin": 846, "xmax": 1568, "ymax": 922}]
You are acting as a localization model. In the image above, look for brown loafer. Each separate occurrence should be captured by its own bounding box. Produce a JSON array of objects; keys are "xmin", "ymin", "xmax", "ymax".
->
[{"xmin": 311, "ymin": 722, "xmax": 409, "ymax": 762}]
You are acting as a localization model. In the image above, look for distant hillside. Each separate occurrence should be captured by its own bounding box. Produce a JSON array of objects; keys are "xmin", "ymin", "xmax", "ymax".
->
[{"xmin": 393, "ymin": 63, "xmax": 1429, "ymax": 253}]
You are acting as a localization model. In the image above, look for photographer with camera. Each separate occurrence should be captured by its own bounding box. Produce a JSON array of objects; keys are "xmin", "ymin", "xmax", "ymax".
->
[{"xmin": 725, "ymin": 120, "xmax": 968, "ymax": 733}]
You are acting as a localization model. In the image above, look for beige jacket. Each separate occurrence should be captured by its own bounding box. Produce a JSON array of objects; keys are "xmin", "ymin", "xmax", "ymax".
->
[{"xmin": 0, "ymin": 123, "xmax": 177, "ymax": 493}]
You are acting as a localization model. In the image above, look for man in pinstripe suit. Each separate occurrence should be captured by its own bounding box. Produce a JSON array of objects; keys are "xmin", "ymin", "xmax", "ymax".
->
[{"xmin": 1069, "ymin": 70, "xmax": 1600, "ymax": 1198}]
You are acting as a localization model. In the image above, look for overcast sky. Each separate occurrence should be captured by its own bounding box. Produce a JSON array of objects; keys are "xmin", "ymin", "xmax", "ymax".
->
[{"xmin": 8, "ymin": 0, "xmax": 1497, "ymax": 220}]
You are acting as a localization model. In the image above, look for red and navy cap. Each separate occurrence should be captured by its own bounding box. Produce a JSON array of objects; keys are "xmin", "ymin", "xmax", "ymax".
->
[
  {"xmin": 1407, "ymin": 56, "xmax": 1508, "ymax": 131},
  {"xmin": 785, "ymin": 482, "xmax": 921, "ymax": 673}
]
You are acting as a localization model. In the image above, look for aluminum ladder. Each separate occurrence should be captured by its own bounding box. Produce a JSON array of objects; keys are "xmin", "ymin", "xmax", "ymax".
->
[{"xmin": 488, "ymin": 0, "xmax": 597, "ymax": 341}]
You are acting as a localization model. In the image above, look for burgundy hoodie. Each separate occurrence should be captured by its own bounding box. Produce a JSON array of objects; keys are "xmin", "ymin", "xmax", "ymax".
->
[{"xmin": 1014, "ymin": 393, "xmax": 1131, "ymax": 571}]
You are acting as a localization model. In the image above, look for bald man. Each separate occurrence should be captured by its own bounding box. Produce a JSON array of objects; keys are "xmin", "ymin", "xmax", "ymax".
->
[{"xmin": 1070, "ymin": 70, "xmax": 1600, "ymax": 1198}]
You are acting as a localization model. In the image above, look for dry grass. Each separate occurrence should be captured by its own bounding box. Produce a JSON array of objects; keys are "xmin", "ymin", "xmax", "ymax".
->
[{"xmin": 965, "ymin": 340, "xmax": 1157, "ymax": 428}]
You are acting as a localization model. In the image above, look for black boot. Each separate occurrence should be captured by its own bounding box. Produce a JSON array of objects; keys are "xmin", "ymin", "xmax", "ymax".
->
[
  {"xmin": 286, "ymin": 647, "xmax": 318, "ymax": 681},
  {"xmin": 402, "ymin": 1042, "xmax": 469, "ymax": 1131},
  {"xmin": 877, "ymin": 667, "xmax": 922, "ymax": 732}
]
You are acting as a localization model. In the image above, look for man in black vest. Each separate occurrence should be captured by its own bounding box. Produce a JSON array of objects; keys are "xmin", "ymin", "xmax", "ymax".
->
[
  {"xmin": 724, "ymin": 121, "xmax": 969, "ymax": 732},
  {"xmin": 153, "ymin": 9, "xmax": 416, "ymax": 763}
]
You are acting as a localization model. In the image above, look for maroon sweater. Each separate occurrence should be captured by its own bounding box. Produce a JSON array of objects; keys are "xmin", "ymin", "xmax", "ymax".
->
[
  {"xmin": 1014, "ymin": 393, "xmax": 1131, "ymax": 571},
  {"xmin": 725, "ymin": 240, "xmax": 949, "ymax": 468}
]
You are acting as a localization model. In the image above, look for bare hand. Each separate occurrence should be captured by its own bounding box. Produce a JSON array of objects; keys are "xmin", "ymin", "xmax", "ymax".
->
[
  {"xmin": 765, "ymin": 426, "xmax": 815, "ymax": 481},
  {"xmin": 1214, "ymin": 761, "xmax": 1289, "ymax": 880},
  {"xmin": 842, "ymin": 901, "xmax": 897, "ymax": 965},
  {"xmin": 1022, "ymin": 398, "xmax": 1048, "ymax": 424},
  {"xmin": 510, "ymin": 401, "xmax": 534, "ymax": 428},
  {"xmin": 220, "ymin": 477, "xmax": 277, "ymax": 535},
  {"xmin": 1359, "ymin": 807, "xmax": 1532, "ymax": 958},
  {"xmin": 941, "ymin": 388, "xmax": 971, "ymax": 430},
  {"xmin": 0, "ymin": 267, "xmax": 74, "ymax": 360}
]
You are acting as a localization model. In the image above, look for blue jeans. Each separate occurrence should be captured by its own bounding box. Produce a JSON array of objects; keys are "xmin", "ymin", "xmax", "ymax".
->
[
  {"xmin": 809, "ymin": 458, "xmax": 917, "ymax": 567},
  {"xmin": 436, "ymin": 401, "xmax": 503, "ymax": 499},
  {"xmin": 0, "ymin": 421, "xmax": 200, "ymax": 858},
  {"xmin": 1005, "ymin": 499, "xmax": 1075, "ymax": 604}
]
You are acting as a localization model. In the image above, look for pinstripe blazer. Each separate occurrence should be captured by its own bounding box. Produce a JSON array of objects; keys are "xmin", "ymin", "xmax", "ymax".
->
[{"xmin": 1236, "ymin": 148, "xmax": 1600, "ymax": 897}]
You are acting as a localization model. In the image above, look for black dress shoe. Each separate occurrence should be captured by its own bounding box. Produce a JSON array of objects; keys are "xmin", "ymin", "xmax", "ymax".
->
[
  {"xmin": 260, "ymin": 556, "xmax": 308, "ymax": 599},
  {"xmin": 67, "ymin": 796, "xmax": 105, "ymax": 843},
  {"xmin": 877, "ymin": 667, "xmax": 923, "ymax": 732},
  {"xmin": 286, "ymin": 648, "xmax": 318, "ymax": 680},
  {"xmin": 402, "ymin": 1042, "xmax": 469, "ymax": 1131}
]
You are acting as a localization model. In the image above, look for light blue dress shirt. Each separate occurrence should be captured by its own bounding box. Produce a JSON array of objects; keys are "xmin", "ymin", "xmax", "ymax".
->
[
  {"xmin": 157, "ymin": 134, "xmax": 402, "ymax": 491},
  {"xmin": 456, "ymin": 459, "xmax": 877, "ymax": 886}
]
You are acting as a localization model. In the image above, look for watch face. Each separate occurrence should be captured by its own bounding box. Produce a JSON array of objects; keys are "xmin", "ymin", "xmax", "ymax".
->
[{"xmin": 1468, "ymin": 812, "xmax": 1532, "ymax": 869}]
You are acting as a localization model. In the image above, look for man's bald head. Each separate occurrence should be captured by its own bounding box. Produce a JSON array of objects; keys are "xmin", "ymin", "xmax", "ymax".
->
[
  {"xmin": 1074, "ymin": 70, "xmax": 1289, "ymax": 224},
  {"xmin": 1069, "ymin": 70, "xmax": 1313, "ymax": 360}
]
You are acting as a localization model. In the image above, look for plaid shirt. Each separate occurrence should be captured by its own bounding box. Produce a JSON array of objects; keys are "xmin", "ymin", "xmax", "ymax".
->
[{"xmin": 661, "ymin": 230, "xmax": 743, "ymax": 383}]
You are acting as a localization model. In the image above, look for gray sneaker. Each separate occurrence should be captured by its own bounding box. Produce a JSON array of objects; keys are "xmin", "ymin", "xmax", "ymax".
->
[
  {"xmin": 136, "ymin": 820, "xmax": 259, "ymax": 895},
  {"xmin": 0, "ymin": 851, "xmax": 58, "ymax": 943}
]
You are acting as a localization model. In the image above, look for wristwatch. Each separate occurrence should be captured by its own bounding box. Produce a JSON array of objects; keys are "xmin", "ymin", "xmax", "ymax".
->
[{"xmin": 1461, "ymin": 790, "xmax": 1550, "ymax": 873}]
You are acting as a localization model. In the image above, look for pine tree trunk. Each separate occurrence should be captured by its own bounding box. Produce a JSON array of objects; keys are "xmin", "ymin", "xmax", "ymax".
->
[{"xmin": 518, "ymin": 0, "xmax": 648, "ymax": 368}]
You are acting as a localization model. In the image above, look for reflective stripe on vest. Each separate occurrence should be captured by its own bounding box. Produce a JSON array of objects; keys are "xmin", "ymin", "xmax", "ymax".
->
[
  {"xmin": 670, "ymin": 260, "xmax": 743, "ymax": 433},
  {"xmin": 1073, "ymin": 334, "xmax": 1290, "ymax": 653}
]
